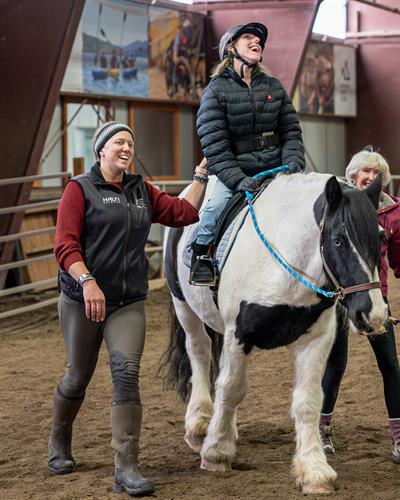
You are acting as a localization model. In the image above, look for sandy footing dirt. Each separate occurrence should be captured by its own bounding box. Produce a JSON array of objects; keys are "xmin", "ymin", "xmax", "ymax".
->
[{"xmin": 1, "ymin": 277, "xmax": 400, "ymax": 499}]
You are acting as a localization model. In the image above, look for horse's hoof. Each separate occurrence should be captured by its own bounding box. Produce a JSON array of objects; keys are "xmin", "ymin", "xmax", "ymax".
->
[
  {"xmin": 200, "ymin": 457, "xmax": 231, "ymax": 472},
  {"xmin": 185, "ymin": 432, "xmax": 204, "ymax": 453},
  {"xmin": 301, "ymin": 481, "xmax": 334, "ymax": 495}
]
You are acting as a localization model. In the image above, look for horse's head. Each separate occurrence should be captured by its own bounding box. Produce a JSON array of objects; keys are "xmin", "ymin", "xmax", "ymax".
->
[{"xmin": 316, "ymin": 175, "xmax": 387, "ymax": 335}]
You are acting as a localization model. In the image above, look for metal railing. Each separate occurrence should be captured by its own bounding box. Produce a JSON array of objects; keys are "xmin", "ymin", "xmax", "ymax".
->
[{"xmin": 0, "ymin": 174, "xmax": 191, "ymax": 320}]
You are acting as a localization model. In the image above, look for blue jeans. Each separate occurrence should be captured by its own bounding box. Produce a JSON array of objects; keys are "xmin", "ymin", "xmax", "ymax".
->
[{"xmin": 196, "ymin": 179, "xmax": 234, "ymax": 245}]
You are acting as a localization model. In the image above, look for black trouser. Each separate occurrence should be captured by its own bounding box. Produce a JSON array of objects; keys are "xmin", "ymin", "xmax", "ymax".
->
[
  {"xmin": 322, "ymin": 301, "xmax": 400, "ymax": 418},
  {"xmin": 56, "ymin": 292, "xmax": 146, "ymax": 405}
]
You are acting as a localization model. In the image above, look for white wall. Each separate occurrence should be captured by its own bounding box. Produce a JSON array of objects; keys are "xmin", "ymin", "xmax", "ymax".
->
[
  {"xmin": 300, "ymin": 115, "xmax": 346, "ymax": 176},
  {"xmin": 40, "ymin": 101, "xmax": 63, "ymax": 187}
]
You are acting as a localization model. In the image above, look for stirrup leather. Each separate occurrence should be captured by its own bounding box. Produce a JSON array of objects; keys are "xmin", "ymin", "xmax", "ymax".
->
[{"xmin": 189, "ymin": 255, "xmax": 218, "ymax": 287}]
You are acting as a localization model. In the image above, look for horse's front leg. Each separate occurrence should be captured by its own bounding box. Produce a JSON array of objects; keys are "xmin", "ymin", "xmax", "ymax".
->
[
  {"xmin": 200, "ymin": 326, "xmax": 249, "ymax": 471},
  {"xmin": 173, "ymin": 298, "xmax": 214, "ymax": 452},
  {"xmin": 289, "ymin": 311, "xmax": 337, "ymax": 494}
]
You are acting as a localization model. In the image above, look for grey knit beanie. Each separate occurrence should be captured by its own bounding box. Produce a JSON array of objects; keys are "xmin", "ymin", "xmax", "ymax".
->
[{"xmin": 93, "ymin": 121, "xmax": 134, "ymax": 159}]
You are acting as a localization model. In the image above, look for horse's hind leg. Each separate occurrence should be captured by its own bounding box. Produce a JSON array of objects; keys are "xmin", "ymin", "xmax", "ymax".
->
[
  {"xmin": 289, "ymin": 312, "xmax": 337, "ymax": 494},
  {"xmin": 200, "ymin": 326, "xmax": 249, "ymax": 471},
  {"xmin": 173, "ymin": 298, "xmax": 214, "ymax": 452}
]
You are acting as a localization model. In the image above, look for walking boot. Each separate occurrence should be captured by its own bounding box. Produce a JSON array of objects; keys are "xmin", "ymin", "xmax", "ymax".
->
[
  {"xmin": 189, "ymin": 242, "xmax": 216, "ymax": 286},
  {"xmin": 111, "ymin": 403, "xmax": 155, "ymax": 496},
  {"xmin": 48, "ymin": 389, "xmax": 84, "ymax": 474},
  {"xmin": 392, "ymin": 439, "xmax": 400, "ymax": 464},
  {"xmin": 320, "ymin": 424, "xmax": 335, "ymax": 455}
]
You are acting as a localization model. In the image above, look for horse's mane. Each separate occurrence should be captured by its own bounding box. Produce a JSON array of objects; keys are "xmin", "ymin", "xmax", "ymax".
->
[{"xmin": 341, "ymin": 189, "xmax": 380, "ymax": 273}]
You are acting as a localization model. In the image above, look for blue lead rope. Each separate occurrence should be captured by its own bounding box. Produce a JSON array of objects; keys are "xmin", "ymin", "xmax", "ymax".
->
[{"xmin": 245, "ymin": 166, "xmax": 336, "ymax": 299}]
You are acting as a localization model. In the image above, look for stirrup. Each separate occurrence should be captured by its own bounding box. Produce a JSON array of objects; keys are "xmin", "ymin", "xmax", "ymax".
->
[{"xmin": 189, "ymin": 255, "xmax": 218, "ymax": 287}]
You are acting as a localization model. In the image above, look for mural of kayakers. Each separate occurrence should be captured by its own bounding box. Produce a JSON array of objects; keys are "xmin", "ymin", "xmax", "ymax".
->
[
  {"xmin": 82, "ymin": 0, "xmax": 149, "ymax": 97},
  {"xmin": 62, "ymin": 0, "xmax": 206, "ymax": 102},
  {"xmin": 148, "ymin": 7, "xmax": 206, "ymax": 102}
]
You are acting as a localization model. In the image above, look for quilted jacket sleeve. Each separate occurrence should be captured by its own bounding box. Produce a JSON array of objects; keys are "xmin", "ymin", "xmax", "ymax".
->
[
  {"xmin": 387, "ymin": 209, "xmax": 400, "ymax": 279},
  {"xmin": 196, "ymin": 83, "xmax": 246, "ymax": 191},
  {"xmin": 277, "ymin": 86, "xmax": 305, "ymax": 172}
]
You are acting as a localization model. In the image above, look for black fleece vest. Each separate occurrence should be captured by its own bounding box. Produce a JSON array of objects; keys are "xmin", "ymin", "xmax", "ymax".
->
[{"xmin": 59, "ymin": 164, "xmax": 152, "ymax": 305}]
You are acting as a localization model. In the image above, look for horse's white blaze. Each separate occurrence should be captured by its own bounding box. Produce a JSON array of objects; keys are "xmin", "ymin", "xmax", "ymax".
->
[{"xmin": 345, "ymin": 231, "xmax": 387, "ymax": 333}]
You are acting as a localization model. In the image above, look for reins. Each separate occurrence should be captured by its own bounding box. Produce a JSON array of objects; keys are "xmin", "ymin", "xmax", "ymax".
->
[{"xmin": 246, "ymin": 167, "xmax": 381, "ymax": 301}]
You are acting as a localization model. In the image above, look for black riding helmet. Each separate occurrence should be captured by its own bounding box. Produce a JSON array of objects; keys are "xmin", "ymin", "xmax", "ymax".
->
[{"xmin": 218, "ymin": 22, "xmax": 268, "ymax": 61}]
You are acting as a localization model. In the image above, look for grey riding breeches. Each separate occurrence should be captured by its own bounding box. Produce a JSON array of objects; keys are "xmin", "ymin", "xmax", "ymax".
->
[{"xmin": 56, "ymin": 292, "xmax": 146, "ymax": 405}]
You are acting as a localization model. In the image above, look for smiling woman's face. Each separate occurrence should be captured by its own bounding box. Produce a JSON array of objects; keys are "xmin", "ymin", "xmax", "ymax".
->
[
  {"xmin": 353, "ymin": 166, "xmax": 381, "ymax": 190},
  {"xmin": 101, "ymin": 131, "xmax": 134, "ymax": 172},
  {"xmin": 231, "ymin": 33, "xmax": 262, "ymax": 65}
]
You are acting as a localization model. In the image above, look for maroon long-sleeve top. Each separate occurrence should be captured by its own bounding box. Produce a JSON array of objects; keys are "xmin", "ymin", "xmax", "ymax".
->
[{"xmin": 55, "ymin": 180, "xmax": 198, "ymax": 272}]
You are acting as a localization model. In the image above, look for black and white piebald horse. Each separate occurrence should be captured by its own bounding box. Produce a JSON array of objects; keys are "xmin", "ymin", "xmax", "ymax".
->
[{"xmin": 163, "ymin": 172, "xmax": 387, "ymax": 494}]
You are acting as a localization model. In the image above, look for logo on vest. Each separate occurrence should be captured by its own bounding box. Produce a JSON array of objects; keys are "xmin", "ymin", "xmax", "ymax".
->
[
  {"xmin": 103, "ymin": 196, "xmax": 121, "ymax": 204},
  {"xmin": 136, "ymin": 198, "xmax": 146, "ymax": 209}
]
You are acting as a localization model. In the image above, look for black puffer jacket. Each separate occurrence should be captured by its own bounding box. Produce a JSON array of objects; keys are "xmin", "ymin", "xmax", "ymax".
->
[{"xmin": 197, "ymin": 67, "xmax": 305, "ymax": 190}]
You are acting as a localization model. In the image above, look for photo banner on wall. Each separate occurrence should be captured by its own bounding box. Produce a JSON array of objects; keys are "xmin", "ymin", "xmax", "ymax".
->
[
  {"xmin": 148, "ymin": 7, "xmax": 206, "ymax": 102},
  {"xmin": 62, "ymin": 0, "xmax": 206, "ymax": 102},
  {"xmin": 81, "ymin": 0, "xmax": 149, "ymax": 97},
  {"xmin": 293, "ymin": 40, "xmax": 356, "ymax": 117}
]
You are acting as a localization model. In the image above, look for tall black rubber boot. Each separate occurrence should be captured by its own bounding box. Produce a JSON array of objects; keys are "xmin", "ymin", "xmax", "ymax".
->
[
  {"xmin": 189, "ymin": 242, "xmax": 216, "ymax": 286},
  {"xmin": 112, "ymin": 403, "xmax": 155, "ymax": 497},
  {"xmin": 48, "ymin": 389, "xmax": 84, "ymax": 474}
]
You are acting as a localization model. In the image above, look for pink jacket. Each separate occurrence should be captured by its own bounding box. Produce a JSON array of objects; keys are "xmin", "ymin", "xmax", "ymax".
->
[{"xmin": 377, "ymin": 194, "xmax": 400, "ymax": 298}]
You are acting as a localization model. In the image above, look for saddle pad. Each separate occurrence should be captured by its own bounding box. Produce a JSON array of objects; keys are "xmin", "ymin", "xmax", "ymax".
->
[{"xmin": 182, "ymin": 208, "xmax": 248, "ymax": 273}]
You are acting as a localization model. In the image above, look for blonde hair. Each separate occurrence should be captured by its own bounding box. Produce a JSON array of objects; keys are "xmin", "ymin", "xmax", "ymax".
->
[{"xmin": 345, "ymin": 149, "xmax": 391, "ymax": 187}]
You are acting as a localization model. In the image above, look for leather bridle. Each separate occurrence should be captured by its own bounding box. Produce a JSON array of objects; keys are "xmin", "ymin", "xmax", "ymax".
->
[{"xmin": 319, "ymin": 205, "xmax": 381, "ymax": 301}]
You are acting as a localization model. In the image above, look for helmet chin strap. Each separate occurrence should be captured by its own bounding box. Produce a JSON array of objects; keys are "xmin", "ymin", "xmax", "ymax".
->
[{"xmin": 232, "ymin": 47, "xmax": 261, "ymax": 79}]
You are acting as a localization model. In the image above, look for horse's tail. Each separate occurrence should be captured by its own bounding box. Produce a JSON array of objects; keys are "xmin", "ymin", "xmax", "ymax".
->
[{"xmin": 159, "ymin": 299, "xmax": 223, "ymax": 402}]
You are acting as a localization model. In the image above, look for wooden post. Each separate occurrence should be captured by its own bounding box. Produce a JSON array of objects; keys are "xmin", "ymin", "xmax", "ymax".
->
[{"xmin": 73, "ymin": 157, "xmax": 85, "ymax": 177}]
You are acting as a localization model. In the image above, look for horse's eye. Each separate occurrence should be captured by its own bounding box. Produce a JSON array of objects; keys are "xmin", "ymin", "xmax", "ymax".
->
[{"xmin": 334, "ymin": 239, "xmax": 341, "ymax": 247}]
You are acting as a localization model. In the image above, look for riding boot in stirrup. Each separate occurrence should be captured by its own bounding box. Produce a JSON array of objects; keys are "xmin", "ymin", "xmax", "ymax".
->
[
  {"xmin": 48, "ymin": 389, "xmax": 84, "ymax": 474},
  {"xmin": 111, "ymin": 403, "xmax": 155, "ymax": 497},
  {"xmin": 189, "ymin": 242, "xmax": 216, "ymax": 286}
]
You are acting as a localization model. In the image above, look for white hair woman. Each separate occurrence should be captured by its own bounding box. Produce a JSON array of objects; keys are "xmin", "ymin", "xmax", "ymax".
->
[{"xmin": 320, "ymin": 146, "xmax": 400, "ymax": 463}]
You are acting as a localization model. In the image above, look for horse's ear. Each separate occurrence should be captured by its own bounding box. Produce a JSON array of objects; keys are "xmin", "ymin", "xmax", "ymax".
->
[
  {"xmin": 325, "ymin": 176, "xmax": 343, "ymax": 213},
  {"xmin": 365, "ymin": 173, "xmax": 382, "ymax": 209}
]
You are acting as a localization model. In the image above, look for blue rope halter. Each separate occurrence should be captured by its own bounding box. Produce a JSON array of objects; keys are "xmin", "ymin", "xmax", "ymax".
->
[{"xmin": 246, "ymin": 166, "xmax": 336, "ymax": 299}]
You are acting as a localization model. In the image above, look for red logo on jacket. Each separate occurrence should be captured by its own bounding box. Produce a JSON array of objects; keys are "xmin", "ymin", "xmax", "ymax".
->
[{"xmin": 266, "ymin": 94, "xmax": 272, "ymax": 101}]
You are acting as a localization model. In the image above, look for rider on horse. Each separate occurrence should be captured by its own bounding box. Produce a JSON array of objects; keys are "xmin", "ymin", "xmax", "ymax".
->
[{"xmin": 190, "ymin": 22, "xmax": 305, "ymax": 285}]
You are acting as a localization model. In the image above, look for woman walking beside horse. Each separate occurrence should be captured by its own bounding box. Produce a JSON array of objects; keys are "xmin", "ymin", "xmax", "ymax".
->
[
  {"xmin": 48, "ymin": 121, "xmax": 208, "ymax": 497},
  {"xmin": 320, "ymin": 147, "xmax": 400, "ymax": 463}
]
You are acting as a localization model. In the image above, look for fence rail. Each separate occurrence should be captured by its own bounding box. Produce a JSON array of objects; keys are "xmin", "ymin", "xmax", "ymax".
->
[
  {"xmin": 0, "ymin": 172, "xmax": 71, "ymax": 186},
  {"xmin": 1, "ymin": 171, "xmax": 399, "ymax": 321},
  {"xmin": 0, "ymin": 174, "xmax": 191, "ymax": 321}
]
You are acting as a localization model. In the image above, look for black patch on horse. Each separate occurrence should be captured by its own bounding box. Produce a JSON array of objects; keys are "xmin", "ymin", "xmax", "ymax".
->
[
  {"xmin": 235, "ymin": 295, "xmax": 334, "ymax": 354},
  {"xmin": 165, "ymin": 227, "xmax": 185, "ymax": 301}
]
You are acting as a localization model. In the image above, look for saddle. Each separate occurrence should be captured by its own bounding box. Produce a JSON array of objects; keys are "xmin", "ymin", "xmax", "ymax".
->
[{"xmin": 183, "ymin": 177, "xmax": 273, "ymax": 291}]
